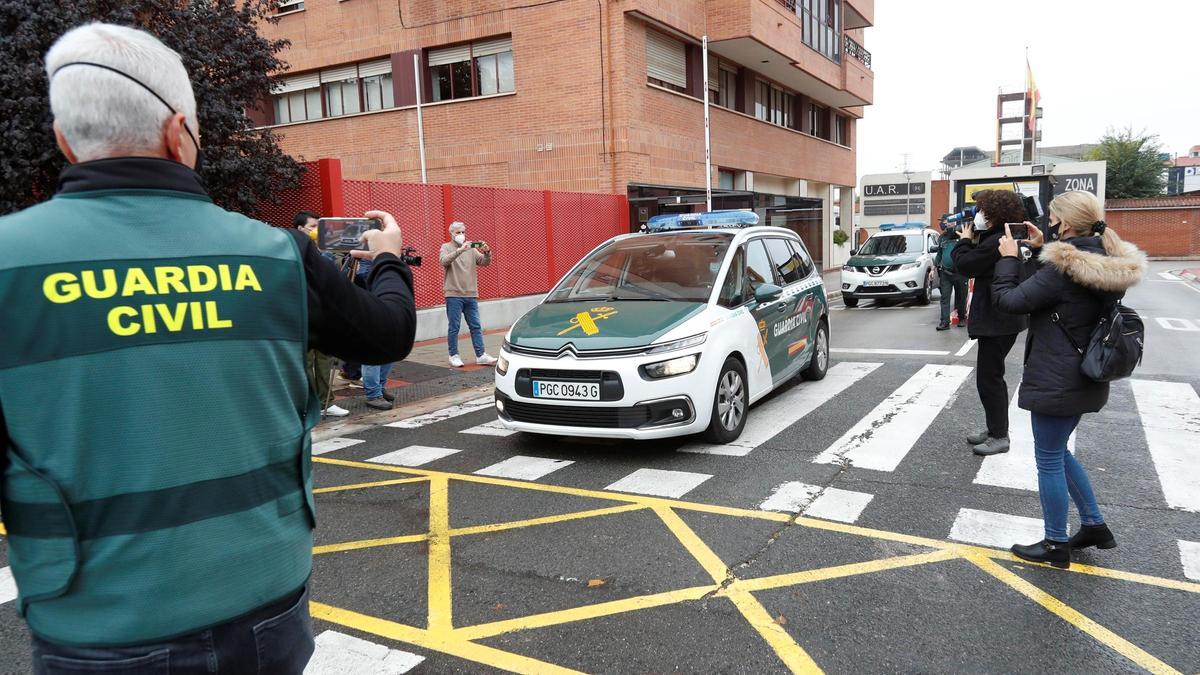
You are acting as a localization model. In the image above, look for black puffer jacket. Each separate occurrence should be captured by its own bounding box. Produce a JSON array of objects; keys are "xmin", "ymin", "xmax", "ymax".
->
[
  {"xmin": 992, "ymin": 235, "xmax": 1146, "ymax": 416},
  {"xmin": 951, "ymin": 225, "xmax": 1030, "ymax": 337}
]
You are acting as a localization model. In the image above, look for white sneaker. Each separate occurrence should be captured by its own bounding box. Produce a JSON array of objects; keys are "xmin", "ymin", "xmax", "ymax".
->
[
  {"xmin": 449, "ymin": 354, "xmax": 465, "ymax": 368},
  {"xmin": 476, "ymin": 353, "xmax": 498, "ymax": 366},
  {"xmin": 323, "ymin": 404, "xmax": 350, "ymax": 417}
]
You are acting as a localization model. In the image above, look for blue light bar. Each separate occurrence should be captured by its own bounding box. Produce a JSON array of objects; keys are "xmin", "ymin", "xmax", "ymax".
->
[
  {"xmin": 646, "ymin": 210, "xmax": 760, "ymax": 232},
  {"xmin": 878, "ymin": 221, "xmax": 926, "ymax": 231}
]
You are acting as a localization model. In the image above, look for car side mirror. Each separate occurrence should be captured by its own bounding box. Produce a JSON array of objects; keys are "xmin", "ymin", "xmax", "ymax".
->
[
  {"xmin": 754, "ymin": 283, "xmax": 783, "ymax": 303},
  {"xmin": 930, "ymin": 245, "xmax": 941, "ymax": 253},
  {"xmin": 849, "ymin": 248, "xmax": 857, "ymax": 255}
]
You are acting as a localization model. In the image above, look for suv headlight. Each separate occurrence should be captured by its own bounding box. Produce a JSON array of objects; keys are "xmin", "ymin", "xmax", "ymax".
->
[
  {"xmin": 842, "ymin": 264, "xmax": 854, "ymax": 272},
  {"xmin": 496, "ymin": 352, "xmax": 510, "ymax": 376},
  {"xmin": 899, "ymin": 262, "xmax": 920, "ymax": 270},
  {"xmin": 640, "ymin": 353, "xmax": 699, "ymax": 379},
  {"xmin": 645, "ymin": 333, "xmax": 706, "ymax": 355}
]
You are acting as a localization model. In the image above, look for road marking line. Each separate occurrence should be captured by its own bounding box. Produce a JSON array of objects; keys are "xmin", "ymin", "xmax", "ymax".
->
[
  {"xmin": 368, "ymin": 445, "xmax": 460, "ymax": 467},
  {"xmin": 314, "ymin": 533, "xmax": 428, "ymax": 556},
  {"xmin": 759, "ymin": 482, "xmax": 874, "ymax": 524},
  {"xmin": 427, "ymin": 476, "xmax": 452, "ymax": 633},
  {"xmin": 1179, "ymin": 541, "xmax": 1200, "ymax": 581},
  {"xmin": 313, "ymin": 476, "xmax": 429, "ymax": 494},
  {"xmin": 450, "ymin": 504, "xmax": 646, "ymax": 537},
  {"xmin": 966, "ymin": 554, "xmax": 1181, "ymax": 675},
  {"xmin": 1130, "ymin": 380, "xmax": 1200, "ymax": 512},
  {"xmin": 1157, "ymin": 271, "xmax": 1180, "ymax": 280},
  {"xmin": 312, "ymin": 437, "xmax": 365, "ymax": 456},
  {"xmin": 954, "ymin": 338, "xmax": 977, "ymax": 357},
  {"xmin": 305, "ymin": 630, "xmax": 425, "ymax": 674},
  {"xmin": 0, "ymin": 567, "xmax": 17, "ymax": 606},
  {"xmin": 814, "ymin": 364, "xmax": 973, "ymax": 471},
  {"xmin": 459, "ymin": 420, "xmax": 517, "ymax": 437},
  {"xmin": 949, "ymin": 508, "xmax": 1042, "ymax": 549},
  {"xmin": 384, "ymin": 397, "xmax": 493, "ymax": 429},
  {"xmin": 605, "ymin": 468, "xmax": 712, "ymax": 498},
  {"xmin": 310, "ymin": 602, "xmax": 584, "ymax": 675},
  {"xmin": 731, "ymin": 550, "xmax": 958, "ymax": 594},
  {"xmin": 974, "ymin": 387, "xmax": 1074, "ymax": 492},
  {"xmin": 830, "ymin": 347, "xmax": 951, "ymax": 355},
  {"xmin": 474, "ymin": 455, "xmax": 573, "ymax": 481},
  {"xmin": 654, "ymin": 506, "xmax": 823, "ymax": 674},
  {"xmin": 681, "ymin": 362, "xmax": 883, "ymax": 456},
  {"xmin": 1155, "ymin": 317, "xmax": 1200, "ymax": 331}
]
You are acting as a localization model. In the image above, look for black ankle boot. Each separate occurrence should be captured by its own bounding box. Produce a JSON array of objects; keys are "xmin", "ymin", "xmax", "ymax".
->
[
  {"xmin": 1069, "ymin": 524, "xmax": 1116, "ymax": 550},
  {"xmin": 1011, "ymin": 540, "xmax": 1070, "ymax": 569}
]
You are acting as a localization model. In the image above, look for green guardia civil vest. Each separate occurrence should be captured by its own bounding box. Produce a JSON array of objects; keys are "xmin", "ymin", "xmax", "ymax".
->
[{"xmin": 0, "ymin": 187, "xmax": 320, "ymax": 646}]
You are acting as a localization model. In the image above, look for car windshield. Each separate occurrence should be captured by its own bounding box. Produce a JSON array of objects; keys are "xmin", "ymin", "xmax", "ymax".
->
[
  {"xmin": 858, "ymin": 233, "xmax": 922, "ymax": 255},
  {"xmin": 546, "ymin": 232, "xmax": 733, "ymax": 303}
]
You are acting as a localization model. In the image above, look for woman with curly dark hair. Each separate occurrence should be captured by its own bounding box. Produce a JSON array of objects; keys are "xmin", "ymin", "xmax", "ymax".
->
[{"xmin": 950, "ymin": 189, "xmax": 1031, "ymax": 456}]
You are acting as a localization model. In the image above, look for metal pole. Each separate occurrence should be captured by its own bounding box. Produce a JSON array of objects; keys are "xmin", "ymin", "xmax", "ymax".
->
[
  {"xmin": 414, "ymin": 53, "xmax": 428, "ymax": 184},
  {"xmin": 702, "ymin": 35, "xmax": 712, "ymax": 212}
]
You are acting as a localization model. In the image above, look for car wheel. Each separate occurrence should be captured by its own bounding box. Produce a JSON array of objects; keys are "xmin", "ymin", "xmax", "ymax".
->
[
  {"xmin": 802, "ymin": 320, "xmax": 829, "ymax": 381},
  {"xmin": 842, "ymin": 296, "xmax": 858, "ymax": 308},
  {"xmin": 917, "ymin": 272, "xmax": 933, "ymax": 305},
  {"xmin": 703, "ymin": 357, "xmax": 748, "ymax": 443}
]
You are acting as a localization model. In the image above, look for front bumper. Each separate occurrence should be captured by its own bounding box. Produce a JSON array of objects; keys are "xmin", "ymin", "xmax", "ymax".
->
[
  {"xmin": 840, "ymin": 267, "xmax": 926, "ymax": 298},
  {"xmin": 493, "ymin": 347, "xmax": 715, "ymax": 440}
]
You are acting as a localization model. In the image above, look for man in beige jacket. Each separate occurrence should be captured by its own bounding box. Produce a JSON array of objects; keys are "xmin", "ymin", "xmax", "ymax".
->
[{"xmin": 440, "ymin": 221, "xmax": 497, "ymax": 367}]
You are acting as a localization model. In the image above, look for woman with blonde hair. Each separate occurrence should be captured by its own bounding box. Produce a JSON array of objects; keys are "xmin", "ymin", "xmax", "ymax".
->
[{"xmin": 991, "ymin": 190, "xmax": 1146, "ymax": 568}]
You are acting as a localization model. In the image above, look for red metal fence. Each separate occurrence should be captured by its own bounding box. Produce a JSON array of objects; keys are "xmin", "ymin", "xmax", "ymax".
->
[{"xmin": 259, "ymin": 160, "xmax": 629, "ymax": 308}]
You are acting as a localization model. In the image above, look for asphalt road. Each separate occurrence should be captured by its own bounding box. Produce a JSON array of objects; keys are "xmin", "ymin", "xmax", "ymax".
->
[{"xmin": 0, "ymin": 261, "xmax": 1197, "ymax": 674}]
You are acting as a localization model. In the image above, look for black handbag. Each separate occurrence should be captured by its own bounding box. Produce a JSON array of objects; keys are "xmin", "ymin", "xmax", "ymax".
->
[{"xmin": 1052, "ymin": 303, "xmax": 1145, "ymax": 382}]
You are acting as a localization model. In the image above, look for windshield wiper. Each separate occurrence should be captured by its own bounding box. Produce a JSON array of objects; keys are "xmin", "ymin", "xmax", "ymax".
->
[{"xmin": 604, "ymin": 295, "xmax": 671, "ymax": 302}]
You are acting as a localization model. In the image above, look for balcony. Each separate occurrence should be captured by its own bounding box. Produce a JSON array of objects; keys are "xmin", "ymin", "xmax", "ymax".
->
[{"xmin": 844, "ymin": 34, "xmax": 871, "ymax": 69}]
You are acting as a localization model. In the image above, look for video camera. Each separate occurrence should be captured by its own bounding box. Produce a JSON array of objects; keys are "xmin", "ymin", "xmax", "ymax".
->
[
  {"xmin": 401, "ymin": 246, "xmax": 422, "ymax": 267},
  {"xmin": 942, "ymin": 205, "xmax": 978, "ymax": 232}
]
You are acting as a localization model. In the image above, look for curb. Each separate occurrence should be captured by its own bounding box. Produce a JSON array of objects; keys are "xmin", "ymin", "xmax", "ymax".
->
[{"xmin": 313, "ymin": 383, "xmax": 493, "ymax": 443}]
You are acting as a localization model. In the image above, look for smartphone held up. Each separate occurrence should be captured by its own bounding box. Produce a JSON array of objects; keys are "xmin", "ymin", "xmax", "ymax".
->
[{"xmin": 317, "ymin": 217, "xmax": 381, "ymax": 252}]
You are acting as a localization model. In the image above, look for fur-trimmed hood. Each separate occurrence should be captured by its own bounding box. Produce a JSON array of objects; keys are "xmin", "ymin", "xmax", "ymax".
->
[{"xmin": 1040, "ymin": 236, "xmax": 1147, "ymax": 292}]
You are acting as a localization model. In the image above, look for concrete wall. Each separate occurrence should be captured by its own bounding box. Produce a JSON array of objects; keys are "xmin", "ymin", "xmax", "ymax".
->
[
  {"xmin": 1105, "ymin": 197, "xmax": 1200, "ymax": 258},
  {"xmin": 415, "ymin": 294, "xmax": 545, "ymax": 342}
]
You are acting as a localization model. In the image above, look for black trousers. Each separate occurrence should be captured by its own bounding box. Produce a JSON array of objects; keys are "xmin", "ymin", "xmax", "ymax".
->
[{"xmin": 976, "ymin": 333, "xmax": 1018, "ymax": 438}]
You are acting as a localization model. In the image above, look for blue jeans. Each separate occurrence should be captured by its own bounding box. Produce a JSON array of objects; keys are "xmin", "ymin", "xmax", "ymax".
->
[
  {"xmin": 362, "ymin": 362, "xmax": 393, "ymax": 400},
  {"xmin": 31, "ymin": 585, "xmax": 312, "ymax": 674},
  {"xmin": 1032, "ymin": 412, "xmax": 1105, "ymax": 542},
  {"xmin": 446, "ymin": 296, "xmax": 484, "ymax": 357}
]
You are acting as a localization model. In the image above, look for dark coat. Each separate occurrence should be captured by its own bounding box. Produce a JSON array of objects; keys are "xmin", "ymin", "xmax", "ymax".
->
[
  {"xmin": 951, "ymin": 225, "xmax": 1030, "ymax": 338},
  {"xmin": 992, "ymin": 235, "xmax": 1146, "ymax": 416}
]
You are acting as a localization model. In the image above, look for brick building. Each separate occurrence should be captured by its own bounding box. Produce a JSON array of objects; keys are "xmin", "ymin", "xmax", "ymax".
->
[{"xmin": 252, "ymin": 0, "xmax": 874, "ymax": 269}]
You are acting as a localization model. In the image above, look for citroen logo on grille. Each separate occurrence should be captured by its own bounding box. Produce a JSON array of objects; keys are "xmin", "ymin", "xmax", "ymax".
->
[{"xmin": 554, "ymin": 343, "xmax": 579, "ymax": 359}]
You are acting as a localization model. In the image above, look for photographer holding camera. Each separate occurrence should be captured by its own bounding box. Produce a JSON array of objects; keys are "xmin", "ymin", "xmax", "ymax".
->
[
  {"xmin": 441, "ymin": 221, "xmax": 498, "ymax": 367},
  {"xmin": 0, "ymin": 24, "xmax": 415, "ymax": 672},
  {"xmin": 934, "ymin": 216, "xmax": 968, "ymax": 331},
  {"xmin": 951, "ymin": 189, "xmax": 1032, "ymax": 456}
]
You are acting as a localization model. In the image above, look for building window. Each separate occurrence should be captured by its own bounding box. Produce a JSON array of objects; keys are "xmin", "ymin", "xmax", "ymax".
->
[
  {"xmin": 708, "ymin": 56, "xmax": 738, "ymax": 110},
  {"xmin": 322, "ymin": 72, "xmax": 361, "ymax": 117},
  {"xmin": 809, "ymin": 102, "xmax": 828, "ymax": 139},
  {"xmin": 271, "ymin": 58, "xmax": 395, "ymax": 125},
  {"xmin": 799, "ymin": 0, "xmax": 841, "ymax": 63},
  {"xmin": 363, "ymin": 73, "xmax": 394, "ymax": 111},
  {"xmin": 646, "ymin": 29, "xmax": 687, "ymax": 93},
  {"xmin": 835, "ymin": 115, "xmax": 848, "ymax": 145},
  {"xmin": 428, "ymin": 36, "xmax": 514, "ymax": 103},
  {"xmin": 755, "ymin": 80, "xmax": 794, "ymax": 128},
  {"xmin": 272, "ymin": 73, "xmax": 323, "ymax": 124},
  {"xmin": 275, "ymin": 0, "xmax": 304, "ymax": 14}
]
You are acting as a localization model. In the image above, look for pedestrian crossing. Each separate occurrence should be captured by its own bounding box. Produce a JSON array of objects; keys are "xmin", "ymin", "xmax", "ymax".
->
[
  {"xmin": 317, "ymin": 360, "xmax": 1200, "ymax": 580},
  {"xmin": 305, "ymin": 630, "xmax": 424, "ymax": 674}
]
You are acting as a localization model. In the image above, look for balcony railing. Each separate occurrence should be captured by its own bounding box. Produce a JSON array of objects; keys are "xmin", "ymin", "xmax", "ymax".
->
[{"xmin": 844, "ymin": 34, "xmax": 871, "ymax": 69}]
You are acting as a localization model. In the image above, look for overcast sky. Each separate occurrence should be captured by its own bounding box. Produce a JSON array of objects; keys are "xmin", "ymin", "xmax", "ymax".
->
[{"xmin": 856, "ymin": 0, "xmax": 1200, "ymax": 180}]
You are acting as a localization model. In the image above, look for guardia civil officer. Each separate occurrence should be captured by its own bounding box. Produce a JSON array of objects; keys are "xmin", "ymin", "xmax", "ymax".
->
[{"xmin": 0, "ymin": 24, "xmax": 416, "ymax": 672}]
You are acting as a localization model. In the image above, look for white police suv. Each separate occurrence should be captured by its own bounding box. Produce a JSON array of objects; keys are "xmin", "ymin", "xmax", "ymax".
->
[
  {"xmin": 839, "ymin": 223, "xmax": 941, "ymax": 307},
  {"xmin": 494, "ymin": 211, "xmax": 829, "ymax": 442}
]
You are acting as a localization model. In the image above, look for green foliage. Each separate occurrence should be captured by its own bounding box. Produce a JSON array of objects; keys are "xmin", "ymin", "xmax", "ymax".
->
[
  {"xmin": 1085, "ymin": 127, "xmax": 1165, "ymax": 199},
  {"xmin": 832, "ymin": 228, "xmax": 849, "ymax": 246},
  {"xmin": 0, "ymin": 0, "xmax": 301, "ymax": 217}
]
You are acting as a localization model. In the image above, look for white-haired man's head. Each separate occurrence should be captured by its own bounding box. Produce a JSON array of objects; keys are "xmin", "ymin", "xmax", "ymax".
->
[
  {"xmin": 449, "ymin": 221, "xmax": 466, "ymax": 234},
  {"xmin": 45, "ymin": 23, "xmax": 199, "ymax": 166}
]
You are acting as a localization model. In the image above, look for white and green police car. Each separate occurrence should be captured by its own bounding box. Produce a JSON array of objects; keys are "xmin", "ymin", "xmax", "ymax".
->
[
  {"xmin": 494, "ymin": 211, "xmax": 829, "ymax": 442},
  {"xmin": 839, "ymin": 223, "xmax": 941, "ymax": 307}
]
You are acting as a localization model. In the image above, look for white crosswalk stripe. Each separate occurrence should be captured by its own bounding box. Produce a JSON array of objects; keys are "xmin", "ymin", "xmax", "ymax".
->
[
  {"xmin": 460, "ymin": 420, "xmax": 517, "ymax": 437},
  {"xmin": 1179, "ymin": 541, "xmax": 1200, "ymax": 581},
  {"xmin": 814, "ymin": 364, "xmax": 973, "ymax": 472},
  {"xmin": 1129, "ymin": 380, "xmax": 1200, "ymax": 513},
  {"xmin": 305, "ymin": 630, "xmax": 424, "ymax": 674},
  {"xmin": 681, "ymin": 361, "xmax": 882, "ymax": 456},
  {"xmin": 974, "ymin": 386, "xmax": 1075, "ymax": 492},
  {"xmin": 605, "ymin": 468, "xmax": 712, "ymax": 498},
  {"xmin": 759, "ymin": 482, "xmax": 874, "ymax": 523},
  {"xmin": 384, "ymin": 396, "xmax": 493, "ymax": 429},
  {"xmin": 312, "ymin": 437, "xmax": 365, "ymax": 456},
  {"xmin": 949, "ymin": 508, "xmax": 1043, "ymax": 550},
  {"xmin": 0, "ymin": 567, "xmax": 16, "ymax": 606},
  {"xmin": 474, "ymin": 456, "xmax": 573, "ymax": 481},
  {"xmin": 368, "ymin": 445, "xmax": 460, "ymax": 467}
]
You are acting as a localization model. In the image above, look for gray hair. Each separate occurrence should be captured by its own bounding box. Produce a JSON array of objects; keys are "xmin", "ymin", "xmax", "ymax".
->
[
  {"xmin": 45, "ymin": 23, "xmax": 197, "ymax": 162},
  {"xmin": 449, "ymin": 221, "xmax": 466, "ymax": 233}
]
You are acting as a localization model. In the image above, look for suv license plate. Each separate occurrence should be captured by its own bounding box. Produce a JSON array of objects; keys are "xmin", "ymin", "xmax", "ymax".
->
[
  {"xmin": 863, "ymin": 280, "xmax": 889, "ymax": 287},
  {"xmin": 532, "ymin": 380, "xmax": 601, "ymax": 401}
]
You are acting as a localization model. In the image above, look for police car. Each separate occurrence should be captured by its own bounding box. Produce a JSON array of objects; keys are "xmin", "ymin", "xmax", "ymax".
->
[
  {"xmin": 840, "ymin": 223, "xmax": 941, "ymax": 307},
  {"xmin": 494, "ymin": 211, "xmax": 829, "ymax": 442}
]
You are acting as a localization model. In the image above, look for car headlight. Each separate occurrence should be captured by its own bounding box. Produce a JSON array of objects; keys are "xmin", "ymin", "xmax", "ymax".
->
[
  {"xmin": 842, "ymin": 264, "xmax": 854, "ymax": 272},
  {"xmin": 496, "ymin": 352, "xmax": 510, "ymax": 376},
  {"xmin": 640, "ymin": 353, "xmax": 699, "ymax": 379},
  {"xmin": 645, "ymin": 333, "xmax": 706, "ymax": 355},
  {"xmin": 899, "ymin": 262, "xmax": 920, "ymax": 270}
]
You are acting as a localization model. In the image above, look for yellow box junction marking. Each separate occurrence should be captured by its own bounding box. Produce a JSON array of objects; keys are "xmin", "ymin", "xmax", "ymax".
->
[{"xmin": 309, "ymin": 456, "xmax": 1200, "ymax": 674}]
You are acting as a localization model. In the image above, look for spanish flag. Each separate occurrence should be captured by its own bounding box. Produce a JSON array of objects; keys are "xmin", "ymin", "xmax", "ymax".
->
[{"xmin": 1026, "ymin": 58, "xmax": 1040, "ymax": 132}]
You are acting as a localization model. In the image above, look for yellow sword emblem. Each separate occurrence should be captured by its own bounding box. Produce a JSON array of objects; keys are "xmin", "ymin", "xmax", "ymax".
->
[{"xmin": 558, "ymin": 306, "xmax": 619, "ymax": 336}]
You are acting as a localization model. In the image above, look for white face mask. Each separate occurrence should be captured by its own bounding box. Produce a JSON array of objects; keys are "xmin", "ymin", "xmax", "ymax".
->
[
  {"xmin": 453, "ymin": 233, "xmax": 466, "ymax": 245},
  {"xmin": 973, "ymin": 211, "xmax": 987, "ymax": 230}
]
